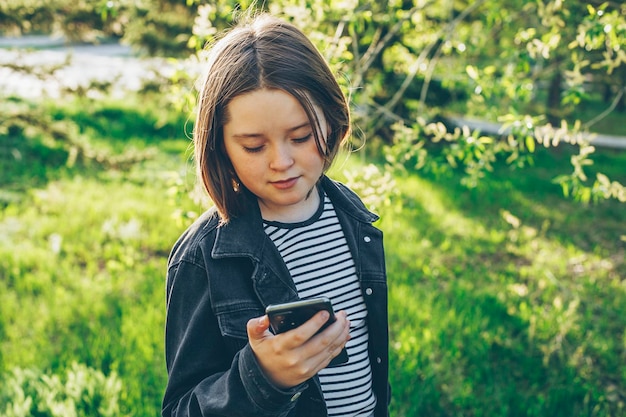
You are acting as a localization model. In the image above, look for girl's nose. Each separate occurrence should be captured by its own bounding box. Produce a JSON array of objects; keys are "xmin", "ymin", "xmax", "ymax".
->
[{"xmin": 269, "ymin": 144, "xmax": 294, "ymax": 170}]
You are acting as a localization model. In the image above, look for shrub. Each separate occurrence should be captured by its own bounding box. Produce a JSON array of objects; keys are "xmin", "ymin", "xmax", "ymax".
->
[{"xmin": 0, "ymin": 363, "xmax": 122, "ymax": 417}]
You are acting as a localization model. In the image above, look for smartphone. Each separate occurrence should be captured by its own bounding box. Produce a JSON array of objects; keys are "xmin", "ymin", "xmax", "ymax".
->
[{"xmin": 265, "ymin": 297, "xmax": 349, "ymax": 367}]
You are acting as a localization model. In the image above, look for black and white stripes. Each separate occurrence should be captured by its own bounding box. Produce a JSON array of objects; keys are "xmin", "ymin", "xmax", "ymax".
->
[{"xmin": 264, "ymin": 193, "xmax": 376, "ymax": 417}]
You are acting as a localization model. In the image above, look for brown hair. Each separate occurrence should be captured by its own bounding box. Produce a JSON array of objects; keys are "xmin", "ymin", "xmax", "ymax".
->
[{"xmin": 193, "ymin": 13, "xmax": 351, "ymax": 223}]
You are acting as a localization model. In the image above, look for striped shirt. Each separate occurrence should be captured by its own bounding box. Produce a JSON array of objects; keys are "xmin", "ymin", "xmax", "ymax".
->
[{"xmin": 263, "ymin": 191, "xmax": 376, "ymax": 417}]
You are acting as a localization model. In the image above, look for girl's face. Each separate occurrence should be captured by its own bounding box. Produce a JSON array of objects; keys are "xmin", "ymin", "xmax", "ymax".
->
[{"xmin": 223, "ymin": 88, "xmax": 328, "ymax": 223}]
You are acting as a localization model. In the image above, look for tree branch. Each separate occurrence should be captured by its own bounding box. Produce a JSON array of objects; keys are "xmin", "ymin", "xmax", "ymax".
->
[
  {"xmin": 372, "ymin": 0, "xmax": 487, "ymax": 132},
  {"xmin": 583, "ymin": 86, "xmax": 626, "ymax": 130}
]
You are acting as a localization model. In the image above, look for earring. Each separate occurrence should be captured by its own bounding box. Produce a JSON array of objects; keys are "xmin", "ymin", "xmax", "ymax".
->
[{"xmin": 232, "ymin": 177, "xmax": 241, "ymax": 192}]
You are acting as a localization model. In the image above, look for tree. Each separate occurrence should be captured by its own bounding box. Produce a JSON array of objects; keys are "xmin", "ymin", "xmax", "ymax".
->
[{"xmin": 1, "ymin": 0, "xmax": 624, "ymax": 202}]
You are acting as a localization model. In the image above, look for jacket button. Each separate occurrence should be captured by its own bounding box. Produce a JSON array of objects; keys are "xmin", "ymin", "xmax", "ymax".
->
[
  {"xmin": 365, "ymin": 288, "xmax": 373, "ymax": 295},
  {"xmin": 363, "ymin": 236, "xmax": 371, "ymax": 243},
  {"xmin": 290, "ymin": 392, "xmax": 302, "ymax": 402},
  {"xmin": 376, "ymin": 357, "xmax": 382, "ymax": 364}
]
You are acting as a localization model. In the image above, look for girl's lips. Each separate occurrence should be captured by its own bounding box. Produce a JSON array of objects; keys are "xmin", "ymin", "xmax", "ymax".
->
[{"xmin": 271, "ymin": 177, "xmax": 298, "ymax": 189}]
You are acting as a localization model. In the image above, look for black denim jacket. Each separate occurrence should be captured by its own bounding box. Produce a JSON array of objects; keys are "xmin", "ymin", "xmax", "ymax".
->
[{"xmin": 162, "ymin": 176, "xmax": 389, "ymax": 417}]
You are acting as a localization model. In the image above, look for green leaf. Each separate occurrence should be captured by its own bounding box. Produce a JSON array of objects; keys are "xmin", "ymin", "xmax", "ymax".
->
[
  {"xmin": 525, "ymin": 135, "xmax": 536, "ymax": 153},
  {"xmin": 466, "ymin": 65, "xmax": 479, "ymax": 80}
]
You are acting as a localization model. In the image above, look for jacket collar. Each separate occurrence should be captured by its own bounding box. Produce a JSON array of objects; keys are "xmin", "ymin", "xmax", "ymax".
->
[
  {"xmin": 211, "ymin": 175, "xmax": 378, "ymax": 259},
  {"xmin": 211, "ymin": 190, "xmax": 266, "ymax": 260},
  {"xmin": 320, "ymin": 176, "xmax": 379, "ymax": 223}
]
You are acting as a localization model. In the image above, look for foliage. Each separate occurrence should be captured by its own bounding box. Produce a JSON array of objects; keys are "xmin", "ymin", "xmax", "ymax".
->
[
  {"xmin": 0, "ymin": 0, "xmax": 122, "ymax": 41},
  {"xmin": 1, "ymin": 0, "xmax": 625, "ymax": 202},
  {"xmin": 0, "ymin": 363, "xmax": 122, "ymax": 417}
]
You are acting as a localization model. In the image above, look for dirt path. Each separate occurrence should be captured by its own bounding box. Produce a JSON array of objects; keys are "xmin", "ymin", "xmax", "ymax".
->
[{"xmin": 0, "ymin": 36, "xmax": 181, "ymax": 99}]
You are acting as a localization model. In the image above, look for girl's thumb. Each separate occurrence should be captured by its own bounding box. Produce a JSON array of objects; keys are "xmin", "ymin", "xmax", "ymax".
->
[{"xmin": 247, "ymin": 315, "xmax": 270, "ymax": 340}]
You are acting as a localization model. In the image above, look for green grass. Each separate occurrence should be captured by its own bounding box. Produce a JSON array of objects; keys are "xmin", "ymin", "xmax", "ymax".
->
[
  {"xmin": 382, "ymin": 148, "xmax": 626, "ymax": 416},
  {"xmin": 1, "ymin": 97, "xmax": 625, "ymax": 416},
  {"xmin": 0, "ymin": 96, "xmax": 196, "ymax": 416}
]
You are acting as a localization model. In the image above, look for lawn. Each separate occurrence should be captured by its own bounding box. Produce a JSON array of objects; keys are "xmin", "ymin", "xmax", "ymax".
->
[{"xmin": 1, "ymin": 97, "xmax": 625, "ymax": 416}]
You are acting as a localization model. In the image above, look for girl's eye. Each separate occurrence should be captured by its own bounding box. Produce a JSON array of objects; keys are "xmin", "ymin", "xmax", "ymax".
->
[
  {"xmin": 243, "ymin": 145, "xmax": 264, "ymax": 153},
  {"xmin": 293, "ymin": 133, "xmax": 313, "ymax": 143}
]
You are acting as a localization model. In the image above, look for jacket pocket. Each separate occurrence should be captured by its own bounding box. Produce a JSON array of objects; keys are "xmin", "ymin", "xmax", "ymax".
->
[{"xmin": 214, "ymin": 301, "xmax": 265, "ymax": 354}]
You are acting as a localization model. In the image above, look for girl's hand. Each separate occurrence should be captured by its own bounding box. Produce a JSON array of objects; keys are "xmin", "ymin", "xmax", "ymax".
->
[{"xmin": 246, "ymin": 310, "xmax": 350, "ymax": 389}]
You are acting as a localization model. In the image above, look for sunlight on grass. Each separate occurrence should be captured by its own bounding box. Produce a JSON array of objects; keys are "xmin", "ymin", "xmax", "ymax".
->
[
  {"xmin": 398, "ymin": 176, "xmax": 488, "ymax": 237},
  {"xmin": 2, "ymin": 99, "xmax": 624, "ymax": 417},
  {"xmin": 376, "ymin": 162, "xmax": 626, "ymax": 417},
  {"xmin": 0, "ymin": 173, "xmax": 188, "ymax": 415}
]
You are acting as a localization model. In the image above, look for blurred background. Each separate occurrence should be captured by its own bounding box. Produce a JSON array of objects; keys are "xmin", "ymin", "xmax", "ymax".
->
[{"xmin": 1, "ymin": 1, "xmax": 625, "ymax": 416}]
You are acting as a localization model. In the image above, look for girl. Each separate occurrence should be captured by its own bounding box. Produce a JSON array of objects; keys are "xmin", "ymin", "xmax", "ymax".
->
[{"xmin": 163, "ymin": 13, "xmax": 389, "ymax": 417}]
